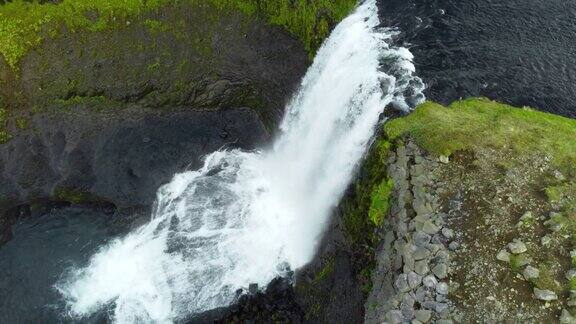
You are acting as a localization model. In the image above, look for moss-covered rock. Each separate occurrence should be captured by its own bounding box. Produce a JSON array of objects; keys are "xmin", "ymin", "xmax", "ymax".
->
[{"xmin": 0, "ymin": 0, "xmax": 356, "ymax": 69}]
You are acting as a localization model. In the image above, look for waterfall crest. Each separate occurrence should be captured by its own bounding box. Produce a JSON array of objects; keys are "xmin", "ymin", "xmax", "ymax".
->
[{"xmin": 57, "ymin": 1, "xmax": 424, "ymax": 322}]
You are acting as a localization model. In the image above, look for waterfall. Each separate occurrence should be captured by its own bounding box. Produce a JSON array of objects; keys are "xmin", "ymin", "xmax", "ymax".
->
[{"xmin": 56, "ymin": 1, "xmax": 424, "ymax": 322}]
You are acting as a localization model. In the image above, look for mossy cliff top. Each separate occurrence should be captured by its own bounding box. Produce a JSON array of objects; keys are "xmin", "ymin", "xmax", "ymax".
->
[
  {"xmin": 338, "ymin": 98, "xmax": 576, "ymax": 313},
  {"xmin": 386, "ymin": 98, "xmax": 576, "ymax": 172},
  {"xmin": 0, "ymin": 0, "xmax": 357, "ymax": 69}
]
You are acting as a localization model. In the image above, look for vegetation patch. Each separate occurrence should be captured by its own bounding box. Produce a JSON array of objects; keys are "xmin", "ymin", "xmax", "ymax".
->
[
  {"xmin": 341, "ymin": 138, "xmax": 393, "ymax": 295},
  {"xmin": 385, "ymin": 98, "xmax": 576, "ymax": 173},
  {"xmin": 0, "ymin": 0, "xmax": 357, "ymax": 69},
  {"xmin": 53, "ymin": 186, "xmax": 102, "ymax": 205},
  {"xmin": 0, "ymin": 104, "xmax": 10, "ymax": 143}
]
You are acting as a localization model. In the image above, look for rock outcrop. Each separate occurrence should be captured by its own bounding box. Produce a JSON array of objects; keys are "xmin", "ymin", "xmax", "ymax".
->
[
  {"xmin": 360, "ymin": 98, "xmax": 576, "ymax": 323},
  {"xmin": 0, "ymin": 1, "xmax": 316, "ymax": 245}
]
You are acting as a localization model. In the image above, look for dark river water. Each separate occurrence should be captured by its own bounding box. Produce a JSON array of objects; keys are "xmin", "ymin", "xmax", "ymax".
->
[
  {"xmin": 0, "ymin": 207, "xmax": 120, "ymax": 323},
  {"xmin": 378, "ymin": 0, "xmax": 576, "ymax": 118},
  {"xmin": 1, "ymin": 1, "xmax": 575, "ymax": 323}
]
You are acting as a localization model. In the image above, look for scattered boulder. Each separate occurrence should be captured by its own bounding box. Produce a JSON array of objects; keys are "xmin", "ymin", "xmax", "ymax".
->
[
  {"xmin": 567, "ymin": 270, "xmax": 576, "ymax": 280},
  {"xmin": 533, "ymin": 288, "xmax": 558, "ymax": 301},
  {"xmin": 422, "ymin": 221, "xmax": 441, "ymax": 235},
  {"xmin": 395, "ymin": 274, "xmax": 411, "ymax": 293},
  {"xmin": 414, "ymin": 231, "xmax": 432, "ymax": 246},
  {"xmin": 448, "ymin": 241, "xmax": 460, "ymax": 251},
  {"xmin": 408, "ymin": 271, "xmax": 423, "ymax": 289},
  {"xmin": 414, "ymin": 247, "xmax": 432, "ymax": 260},
  {"xmin": 441, "ymin": 228, "xmax": 454, "ymax": 239},
  {"xmin": 414, "ymin": 309, "xmax": 432, "ymax": 323},
  {"xmin": 436, "ymin": 282, "xmax": 449, "ymax": 295},
  {"xmin": 496, "ymin": 249, "xmax": 510, "ymax": 262},
  {"xmin": 508, "ymin": 240, "xmax": 527, "ymax": 254},
  {"xmin": 415, "ymin": 260, "xmax": 430, "ymax": 276},
  {"xmin": 432, "ymin": 263, "xmax": 448, "ymax": 279},
  {"xmin": 560, "ymin": 309, "xmax": 575, "ymax": 324},
  {"xmin": 523, "ymin": 266, "xmax": 540, "ymax": 280},
  {"xmin": 385, "ymin": 310, "xmax": 403, "ymax": 324},
  {"xmin": 423, "ymin": 275, "xmax": 438, "ymax": 288}
]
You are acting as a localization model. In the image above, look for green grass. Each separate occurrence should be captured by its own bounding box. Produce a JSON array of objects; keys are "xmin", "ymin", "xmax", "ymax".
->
[
  {"xmin": 0, "ymin": 0, "xmax": 357, "ymax": 69},
  {"xmin": 368, "ymin": 177, "xmax": 393, "ymax": 226},
  {"xmin": 385, "ymin": 98, "xmax": 576, "ymax": 172},
  {"xmin": 532, "ymin": 265, "xmax": 562, "ymax": 293}
]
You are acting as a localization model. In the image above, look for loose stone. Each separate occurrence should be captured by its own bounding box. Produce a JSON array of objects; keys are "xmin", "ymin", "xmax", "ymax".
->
[
  {"xmin": 496, "ymin": 249, "xmax": 510, "ymax": 262},
  {"xmin": 414, "ymin": 231, "xmax": 432, "ymax": 246},
  {"xmin": 567, "ymin": 270, "xmax": 576, "ymax": 280},
  {"xmin": 395, "ymin": 274, "xmax": 411, "ymax": 293},
  {"xmin": 508, "ymin": 240, "xmax": 528, "ymax": 254},
  {"xmin": 414, "ymin": 309, "xmax": 432, "ymax": 323},
  {"xmin": 408, "ymin": 271, "xmax": 423, "ymax": 289},
  {"xmin": 414, "ymin": 247, "xmax": 432, "ymax": 260},
  {"xmin": 385, "ymin": 310, "xmax": 404, "ymax": 324},
  {"xmin": 523, "ymin": 266, "xmax": 540, "ymax": 280},
  {"xmin": 434, "ymin": 302, "xmax": 449, "ymax": 313},
  {"xmin": 436, "ymin": 282, "xmax": 449, "ymax": 295},
  {"xmin": 560, "ymin": 309, "xmax": 575, "ymax": 324},
  {"xmin": 432, "ymin": 263, "xmax": 449, "ymax": 279},
  {"xmin": 437, "ymin": 320, "xmax": 454, "ymax": 324},
  {"xmin": 422, "ymin": 221, "xmax": 441, "ymax": 235},
  {"xmin": 423, "ymin": 274, "xmax": 438, "ymax": 288},
  {"xmin": 415, "ymin": 260, "xmax": 430, "ymax": 275},
  {"xmin": 534, "ymin": 288, "xmax": 558, "ymax": 301},
  {"xmin": 448, "ymin": 241, "xmax": 460, "ymax": 251},
  {"xmin": 442, "ymin": 227, "xmax": 454, "ymax": 239},
  {"xmin": 541, "ymin": 236, "xmax": 552, "ymax": 246}
]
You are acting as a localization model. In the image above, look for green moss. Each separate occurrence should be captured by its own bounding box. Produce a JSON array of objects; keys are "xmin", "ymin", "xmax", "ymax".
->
[
  {"xmin": 343, "ymin": 139, "xmax": 392, "ymax": 246},
  {"xmin": 146, "ymin": 58, "xmax": 161, "ymax": 71},
  {"xmin": 509, "ymin": 254, "xmax": 530, "ymax": 272},
  {"xmin": 0, "ymin": 0, "xmax": 357, "ymax": 69},
  {"xmin": 143, "ymin": 18, "xmax": 169, "ymax": 34},
  {"xmin": 53, "ymin": 186, "xmax": 101, "ymax": 205},
  {"xmin": 0, "ymin": 106, "xmax": 10, "ymax": 144},
  {"xmin": 368, "ymin": 177, "xmax": 394, "ymax": 226},
  {"xmin": 314, "ymin": 256, "xmax": 335, "ymax": 282},
  {"xmin": 15, "ymin": 117, "xmax": 28, "ymax": 130},
  {"xmin": 385, "ymin": 98, "xmax": 576, "ymax": 172},
  {"xmin": 532, "ymin": 265, "xmax": 561, "ymax": 293},
  {"xmin": 0, "ymin": 0, "xmax": 171, "ymax": 69}
]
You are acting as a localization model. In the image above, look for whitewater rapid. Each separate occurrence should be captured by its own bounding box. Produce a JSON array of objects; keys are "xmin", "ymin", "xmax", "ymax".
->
[{"xmin": 57, "ymin": 1, "xmax": 424, "ymax": 322}]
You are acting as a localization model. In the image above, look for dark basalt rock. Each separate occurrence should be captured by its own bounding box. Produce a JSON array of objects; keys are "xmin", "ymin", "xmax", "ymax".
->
[{"xmin": 0, "ymin": 2, "xmax": 310, "ymax": 245}]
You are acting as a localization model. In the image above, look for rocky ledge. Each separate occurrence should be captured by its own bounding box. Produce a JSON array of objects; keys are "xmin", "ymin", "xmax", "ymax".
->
[{"xmin": 360, "ymin": 98, "xmax": 576, "ymax": 323}]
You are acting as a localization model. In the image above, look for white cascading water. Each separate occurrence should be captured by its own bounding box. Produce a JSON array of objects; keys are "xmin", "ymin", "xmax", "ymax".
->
[{"xmin": 57, "ymin": 1, "xmax": 424, "ymax": 322}]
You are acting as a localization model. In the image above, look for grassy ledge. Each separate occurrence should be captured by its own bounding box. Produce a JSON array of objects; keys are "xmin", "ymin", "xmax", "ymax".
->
[
  {"xmin": 385, "ymin": 98, "xmax": 576, "ymax": 171},
  {"xmin": 385, "ymin": 97, "xmax": 576, "ymax": 216},
  {"xmin": 0, "ymin": 0, "xmax": 357, "ymax": 69}
]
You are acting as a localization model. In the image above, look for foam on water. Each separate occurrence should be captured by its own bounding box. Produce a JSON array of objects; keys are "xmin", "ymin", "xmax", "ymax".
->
[{"xmin": 57, "ymin": 1, "xmax": 424, "ymax": 322}]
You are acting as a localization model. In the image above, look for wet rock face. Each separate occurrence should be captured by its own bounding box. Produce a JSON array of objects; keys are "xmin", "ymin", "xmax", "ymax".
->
[
  {"xmin": 0, "ymin": 108, "xmax": 270, "ymax": 244},
  {"xmin": 192, "ymin": 278, "xmax": 304, "ymax": 324},
  {"xmin": 0, "ymin": 108, "xmax": 268, "ymax": 207},
  {"xmin": 0, "ymin": 3, "xmax": 310, "ymax": 244}
]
